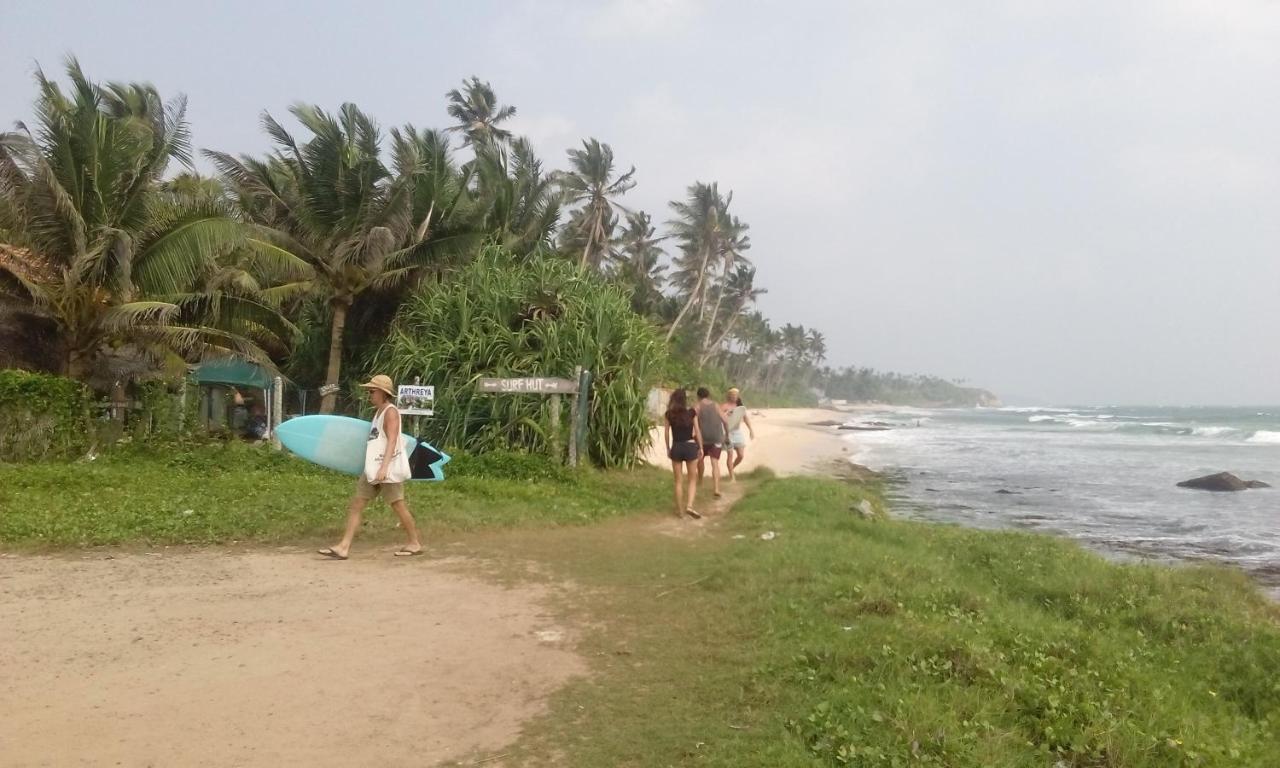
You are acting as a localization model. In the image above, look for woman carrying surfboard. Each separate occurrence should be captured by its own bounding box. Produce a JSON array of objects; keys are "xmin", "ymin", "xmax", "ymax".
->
[{"xmin": 319, "ymin": 375, "xmax": 424, "ymax": 559}]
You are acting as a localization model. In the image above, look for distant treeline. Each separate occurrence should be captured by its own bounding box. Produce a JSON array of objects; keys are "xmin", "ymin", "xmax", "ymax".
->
[{"xmin": 822, "ymin": 368, "xmax": 1000, "ymax": 407}]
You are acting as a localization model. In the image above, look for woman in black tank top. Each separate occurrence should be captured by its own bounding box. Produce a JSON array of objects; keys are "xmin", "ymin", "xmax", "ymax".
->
[{"xmin": 663, "ymin": 388, "xmax": 704, "ymax": 518}]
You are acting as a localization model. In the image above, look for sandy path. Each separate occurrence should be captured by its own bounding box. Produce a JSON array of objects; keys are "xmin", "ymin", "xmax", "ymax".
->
[
  {"xmin": 0, "ymin": 548, "xmax": 582, "ymax": 767},
  {"xmin": 646, "ymin": 407, "xmax": 852, "ymax": 476}
]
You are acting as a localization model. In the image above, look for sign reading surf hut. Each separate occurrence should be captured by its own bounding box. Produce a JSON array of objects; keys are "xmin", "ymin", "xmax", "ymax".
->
[{"xmin": 477, "ymin": 377, "xmax": 578, "ymax": 394}]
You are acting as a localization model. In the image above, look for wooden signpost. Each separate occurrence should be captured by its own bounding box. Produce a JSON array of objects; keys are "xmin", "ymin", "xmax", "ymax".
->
[{"xmin": 478, "ymin": 373, "xmax": 588, "ymax": 466}]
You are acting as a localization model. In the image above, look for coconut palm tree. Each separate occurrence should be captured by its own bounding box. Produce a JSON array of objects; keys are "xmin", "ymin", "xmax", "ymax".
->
[
  {"xmin": 471, "ymin": 138, "xmax": 561, "ymax": 257},
  {"xmin": 664, "ymin": 181, "xmax": 726, "ymax": 343},
  {"xmin": 207, "ymin": 103, "xmax": 418, "ymax": 413},
  {"xmin": 445, "ymin": 77, "xmax": 516, "ymax": 150},
  {"xmin": 608, "ymin": 210, "xmax": 667, "ymax": 316},
  {"xmin": 555, "ymin": 138, "xmax": 636, "ymax": 270},
  {"xmin": 0, "ymin": 59, "xmax": 289, "ymax": 382},
  {"xmin": 698, "ymin": 265, "xmax": 765, "ymax": 366},
  {"xmin": 699, "ymin": 213, "xmax": 750, "ymax": 352}
]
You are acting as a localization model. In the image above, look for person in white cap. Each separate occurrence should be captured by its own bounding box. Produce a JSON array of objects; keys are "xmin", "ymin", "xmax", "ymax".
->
[{"xmin": 319, "ymin": 374, "xmax": 424, "ymax": 559}]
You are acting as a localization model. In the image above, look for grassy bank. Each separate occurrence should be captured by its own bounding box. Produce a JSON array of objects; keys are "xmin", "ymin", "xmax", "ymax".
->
[
  {"xmin": 484, "ymin": 476, "xmax": 1280, "ymax": 766},
  {"xmin": 0, "ymin": 442, "xmax": 668, "ymax": 547}
]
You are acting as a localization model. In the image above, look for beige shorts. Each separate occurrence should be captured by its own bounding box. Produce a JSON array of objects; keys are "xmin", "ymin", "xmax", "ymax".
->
[{"xmin": 354, "ymin": 475, "xmax": 406, "ymax": 503}]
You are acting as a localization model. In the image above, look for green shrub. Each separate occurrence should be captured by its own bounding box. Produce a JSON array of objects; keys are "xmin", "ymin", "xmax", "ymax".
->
[
  {"xmin": 0, "ymin": 370, "xmax": 91, "ymax": 461},
  {"xmin": 374, "ymin": 247, "xmax": 666, "ymax": 467},
  {"xmin": 448, "ymin": 450, "xmax": 574, "ymax": 483}
]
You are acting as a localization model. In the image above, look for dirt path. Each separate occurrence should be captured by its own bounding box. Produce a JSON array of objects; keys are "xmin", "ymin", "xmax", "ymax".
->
[{"xmin": 0, "ymin": 548, "xmax": 583, "ymax": 767}]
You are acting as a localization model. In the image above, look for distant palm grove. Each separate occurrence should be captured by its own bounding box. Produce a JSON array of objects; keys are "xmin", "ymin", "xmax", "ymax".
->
[{"xmin": 0, "ymin": 60, "xmax": 990, "ymax": 445}]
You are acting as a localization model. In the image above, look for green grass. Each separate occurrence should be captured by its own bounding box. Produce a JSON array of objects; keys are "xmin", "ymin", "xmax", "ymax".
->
[
  {"xmin": 0, "ymin": 442, "xmax": 669, "ymax": 546},
  {"xmin": 480, "ymin": 476, "xmax": 1280, "ymax": 767},
  {"xmin": 6, "ymin": 452, "xmax": 1279, "ymax": 765}
]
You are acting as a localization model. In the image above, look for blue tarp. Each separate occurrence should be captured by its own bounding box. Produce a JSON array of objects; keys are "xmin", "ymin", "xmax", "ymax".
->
[{"xmin": 195, "ymin": 358, "xmax": 274, "ymax": 389}]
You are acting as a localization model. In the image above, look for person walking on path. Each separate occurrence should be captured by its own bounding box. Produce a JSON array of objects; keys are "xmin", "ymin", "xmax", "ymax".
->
[
  {"xmin": 721, "ymin": 387, "xmax": 755, "ymax": 481},
  {"xmin": 663, "ymin": 388, "xmax": 705, "ymax": 519},
  {"xmin": 319, "ymin": 375, "xmax": 424, "ymax": 559},
  {"xmin": 695, "ymin": 387, "xmax": 730, "ymax": 498}
]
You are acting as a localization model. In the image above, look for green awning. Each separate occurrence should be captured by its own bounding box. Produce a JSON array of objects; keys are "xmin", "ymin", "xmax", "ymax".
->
[{"xmin": 195, "ymin": 358, "xmax": 274, "ymax": 389}]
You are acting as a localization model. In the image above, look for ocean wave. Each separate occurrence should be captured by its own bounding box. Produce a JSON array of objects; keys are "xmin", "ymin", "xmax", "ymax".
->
[
  {"xmin": 1191, "ymin": 426, "xmax": 1238, "ymax": 438},
  {"xmin": 1247, "ymin": 430, "xmax": 1280, "ymax": 444},
  {"xmin": 1027, "ymin": 415, "xmax": 1058, "ymax": 423}
]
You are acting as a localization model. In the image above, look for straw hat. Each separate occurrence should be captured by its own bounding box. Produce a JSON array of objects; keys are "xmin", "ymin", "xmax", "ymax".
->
[{"xmin": 359, "ymin": 374, "xmax": 396, "ymax": 398}]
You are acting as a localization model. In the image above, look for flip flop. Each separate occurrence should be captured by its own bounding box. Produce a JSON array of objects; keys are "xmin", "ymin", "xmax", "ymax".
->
[
  {"xmin": 685, "ymin": 508, "xmax": 702, "ymax": 519},
  {"xmin": 394, "ymin": 548, "xmax": 424, "ymax": 557},
  {"xmin": 317, "ymin": 548, "xmax": 348, "ymax": 560}
]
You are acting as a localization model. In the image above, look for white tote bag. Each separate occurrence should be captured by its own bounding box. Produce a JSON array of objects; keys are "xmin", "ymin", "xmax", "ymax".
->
[{"xmin": 364, "ymin": 405, "xmax": 412, "ymax": 484}]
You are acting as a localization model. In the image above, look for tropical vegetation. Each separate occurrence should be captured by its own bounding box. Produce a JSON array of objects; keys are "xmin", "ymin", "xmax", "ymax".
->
[{"xmin": 0, "ymin": 58, "xmax": 993, "ymax": 459}]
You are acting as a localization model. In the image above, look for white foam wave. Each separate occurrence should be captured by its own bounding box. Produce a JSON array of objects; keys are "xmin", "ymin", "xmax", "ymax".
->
[
  {"xmin": 1191, "ymin": 426, "xmax": 1236, "ymax": 438},
  {"xmin": 1247, "ymin": 430, "xmax": 1280, "ymax": 444},
  {"xmin": 1027, "ymin": 415, "xmax": 1058, "ymax": 423}
]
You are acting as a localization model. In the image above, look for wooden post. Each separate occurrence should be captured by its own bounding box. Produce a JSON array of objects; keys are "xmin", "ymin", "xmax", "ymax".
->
[
  {"xmin": 567, "ymin": 366, "xmax": 583, "ymax": 467},
  {"xmin": 572, "ymin": 369, "xmax": 591, "ymax": 468},
  {"xmin": 271, "ymin": 376, "xmax": 283, "ymax": 449},
  {"xmin": 549, "ymin": 394, "xmax": 562, "ymax": 463}
]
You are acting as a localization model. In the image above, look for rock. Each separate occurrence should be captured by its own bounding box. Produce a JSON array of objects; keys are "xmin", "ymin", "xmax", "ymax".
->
[
  {"xmin": 994, "ymin": 489, "xmax": 1019, "ymax": 495},
  {"xmin": 1176, "ymin": 472, "xmax": 1269, "ymax": 492},
  {"xmin": 838, "ymin": 425, "xmax": 891, "ymax": 432}
]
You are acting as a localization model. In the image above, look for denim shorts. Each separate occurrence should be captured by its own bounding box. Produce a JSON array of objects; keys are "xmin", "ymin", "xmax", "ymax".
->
[{"xmin": 668, "ymin": 441, "xmax": 699, "ymax": 462}]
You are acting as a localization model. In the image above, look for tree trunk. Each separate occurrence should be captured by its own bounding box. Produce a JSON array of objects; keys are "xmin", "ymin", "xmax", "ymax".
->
[
  {"xmin": 700, "ymin": 270, "xmax": 729, "ymax": 357},
  {"xmin": 320, "ymin": 300, "xmax": 350, "ymax": 414},
  {"xmin": 698, "ymin": 301, "xmax": 742, "ymax": 367},
  {"xmin": 579, "ymin": 206, "xmax": 601, "ymax": 270},
  {"xmin": 664, "ymin": 244, "xmax": 711, "ymax": 344}
]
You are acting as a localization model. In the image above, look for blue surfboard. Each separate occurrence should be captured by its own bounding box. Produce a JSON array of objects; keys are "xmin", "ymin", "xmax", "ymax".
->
[{"xmin": 276, "ymin": 415, "xmax": 450, "ymax": 481}]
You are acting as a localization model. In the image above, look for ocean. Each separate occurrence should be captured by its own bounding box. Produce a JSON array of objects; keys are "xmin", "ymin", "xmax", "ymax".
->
[{"xmin": 842, "ymin": 405, "xmax": 1280, "ymax": 587}]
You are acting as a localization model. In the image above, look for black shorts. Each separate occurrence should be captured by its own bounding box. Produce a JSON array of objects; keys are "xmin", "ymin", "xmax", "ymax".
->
[
  {"xmin": 701, "ymin": 443, "xmax": 722, "ymax": 459},
  {"xmin": 669, "ymin": 441, "xmax": 699, "ymax": 462}
]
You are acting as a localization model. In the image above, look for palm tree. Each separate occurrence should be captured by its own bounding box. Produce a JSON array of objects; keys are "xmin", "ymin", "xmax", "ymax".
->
[
  {"xmin": 0, "ymin": 59, "xmax": 288, "ymax": 382},
  {"xmin": 445, "ymin": 77, "xmax": 516, "ymax": 150},
  {"xmin": 664, "ymin": 181, "xmax": 725, "ymax": 343},
  {"xmin": 471, "ymin": 138, "xmax": 561, "ymax": 257},
  {"xmin": 698, "ymin": 265, "xmax": 765, "ymax": 366},
  {"xmin": 207, "ymin": 103, "xmax": 417, "ymax": 413},
  {"xmin": 608, "ymin": 211, "xmax": 667, "ymax": 316},
  {"xmin": 555, "ymin": 139, "xmax": 636, "ymax": 270},
  {"xmin": 699, "ymin": 213, "xmax": 750, "ymax": 352}
]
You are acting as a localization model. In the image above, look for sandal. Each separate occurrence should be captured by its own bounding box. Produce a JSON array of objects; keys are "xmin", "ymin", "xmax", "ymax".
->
[
  {"xmin": 317, "ymin": 547, "xmax": 348, "ymax": 560},
  {"xmin": 685, "ymin": 508, "xmax": 702, "ymax": 519},
  {"xmin": 394, "ymin": 548, "xmax": 424, "ymax": 557}
]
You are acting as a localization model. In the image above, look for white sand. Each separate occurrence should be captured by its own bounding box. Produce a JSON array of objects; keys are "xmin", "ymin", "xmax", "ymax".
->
[{"xmin": 646, "ymin": 407, "xmax": 852, "ymax": 476}]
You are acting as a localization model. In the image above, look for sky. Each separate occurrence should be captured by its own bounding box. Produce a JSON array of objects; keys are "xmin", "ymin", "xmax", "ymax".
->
[{"xmin": 3, "ymin": 0, "xmax": 1278, "ymax": 405}]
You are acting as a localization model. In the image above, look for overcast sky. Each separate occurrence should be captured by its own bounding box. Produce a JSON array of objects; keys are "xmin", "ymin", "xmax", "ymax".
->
[{"xmin": 3, "ymin": 0, "xmax": 1278, "ymax": 405}]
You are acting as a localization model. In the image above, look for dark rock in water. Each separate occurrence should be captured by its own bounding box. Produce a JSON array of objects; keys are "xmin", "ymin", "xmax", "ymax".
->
[
  {"xmin": 1176, "ymin": 472, "xmax": 1268, "ymax": 492},
  {"xmin": 838, "ymin": 425, "xmax": 892, "ymax": 432},
  {"xmin": 995, "ymin": 489, "xmax": 1019, "ymax": 495},
  {"xmin": 925, "ymin": 488, "xmax": 941, "ymax": 492}
]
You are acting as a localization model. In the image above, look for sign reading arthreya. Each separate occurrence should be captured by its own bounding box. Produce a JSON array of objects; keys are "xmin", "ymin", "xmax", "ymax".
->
[
  {"xmin": 397, "ymin": 385, "xmax": 435, "ymax": 416},
  {"xmin": 478, "ymin": 377, "xmax": 578, "ymax": 394}
]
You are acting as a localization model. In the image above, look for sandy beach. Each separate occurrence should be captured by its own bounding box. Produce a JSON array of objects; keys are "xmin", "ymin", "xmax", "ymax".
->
[{"xmin": 646, "ymin": 407, "xmax": 852, "ymax": 476}]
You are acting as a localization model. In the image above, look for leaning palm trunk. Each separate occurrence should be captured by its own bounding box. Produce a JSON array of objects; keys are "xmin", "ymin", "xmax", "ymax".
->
[
  {"xmin": 700, "ymin": 276, "xmax": 728, "ymax": 356},
  {"xmin": 664, "ymin": 244, "xmax": 711, "ymax": 343},
  {"xmin": 698, "ymin": 301, "xmax": 743, "ymax": 367},
  {"xmin": 320, "ymin": 299, "xmax": 350, "ymax": 414}
]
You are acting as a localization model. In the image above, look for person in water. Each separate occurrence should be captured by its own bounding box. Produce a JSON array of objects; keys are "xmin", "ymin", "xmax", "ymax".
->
[
  {"xmin": 721, "ymin": 387, "xmax": 755, "ymax": 480},
  {"xmin": 695, "ymin": 387, "xmax": 730, "ymax": 498},
  {"xmin": 318, "ymin": 375, "xmax": 424, "ymax": 559},
  {"xmin": 663, "ymin": 388, "xmax": 704, "ymax": 518}
]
